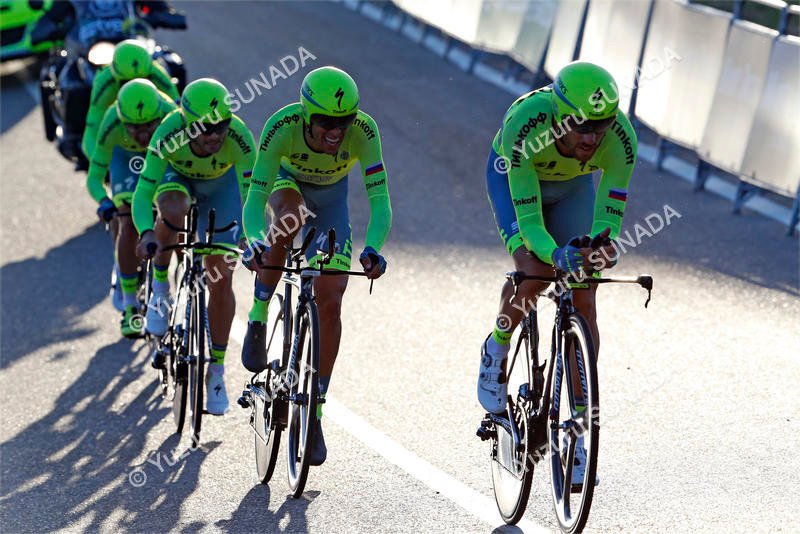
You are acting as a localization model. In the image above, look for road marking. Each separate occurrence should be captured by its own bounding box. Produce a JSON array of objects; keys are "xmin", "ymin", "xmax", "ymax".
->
[{"xmin": 229, "ymin": 317, "xmax": 547, "ymax": 533}]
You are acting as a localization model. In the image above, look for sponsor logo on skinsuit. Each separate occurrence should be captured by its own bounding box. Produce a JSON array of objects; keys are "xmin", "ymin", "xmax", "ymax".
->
[
  {"xmin": 513, "ymin": 195, "xmax": 538, "ymax": 207},
  {"xmin": 260, "ymin": 113, "xmax": 302, "ymax": 151},
  {"xmin": 352, "ymin": 117, "xmax": 376, "ymax": 141},
  {"xmin": 610, "ymin": 122, "xmax": 635, "ymax": 166}
]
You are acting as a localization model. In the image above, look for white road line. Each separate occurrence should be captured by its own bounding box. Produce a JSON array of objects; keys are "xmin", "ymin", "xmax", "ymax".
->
[{"xmin": 229, "ymin": 317, "xmax": 548, "ymax": 533}]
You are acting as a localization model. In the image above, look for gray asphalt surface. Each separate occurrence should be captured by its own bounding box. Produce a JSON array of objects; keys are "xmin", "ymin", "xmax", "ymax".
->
[{"xmin": 1, "ymin": 2, "xmax": 799, "ymax": 533}]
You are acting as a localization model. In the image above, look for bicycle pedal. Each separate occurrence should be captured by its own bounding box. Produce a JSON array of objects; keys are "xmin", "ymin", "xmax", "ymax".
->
[
  {"xmin": 476, "ymin": 426, "xmax": 496, "ymax": 441},
  {"xmin": 237, "ymin": 392, "xmax": 251, "ymax": 409}
]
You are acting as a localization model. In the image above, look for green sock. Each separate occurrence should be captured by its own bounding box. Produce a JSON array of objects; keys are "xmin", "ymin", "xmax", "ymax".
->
[
  {"xmin": 248, "ymin": 299, "xmax": 268, "ymax": 323},
  {"xmin": 316, "ymin": 392, "xmax": 325, "ymax": 419},
  {"xmin": 248, "ymin": 280, "xmax": 274, "ymax": 324},
  {"xmin": 153, "ymin": 263, "xmax": 169, "ymax": 283},
  {"xmin": 120, "ymin": 273, "xmax": 138, "ymax": 308},
  {"xmin": 210, "ymin": 343, "xmax": 226, "ymax": 364},
  {"xmin": 492, "ymin": 326, "xmax": 513, "ymax": 345}
]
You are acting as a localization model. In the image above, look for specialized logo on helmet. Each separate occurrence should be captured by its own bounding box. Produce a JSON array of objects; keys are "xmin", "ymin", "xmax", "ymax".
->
[
  {"xmin": 335, "ymin": 88, "xmax": 344, "ymax": 110},
  {"xmin": 209, "ymin": 97, "xmax": 219, "ymax": 110},
  {"xmin": 590, "ymin": 87, "xmax": 605, "ymax": 112},
  {"xmin": 132, "ymin": 59, "xmax": 140, "ymax": 72},
  {"xmin": 136, "ymin": 100, "xmax": 144, "ymax": 118}
]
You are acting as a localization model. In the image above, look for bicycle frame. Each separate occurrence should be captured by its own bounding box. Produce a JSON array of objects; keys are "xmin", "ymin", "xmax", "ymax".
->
[{"xmin": 481, "ymin": 270, "xmax": 652, "ymax": 460}]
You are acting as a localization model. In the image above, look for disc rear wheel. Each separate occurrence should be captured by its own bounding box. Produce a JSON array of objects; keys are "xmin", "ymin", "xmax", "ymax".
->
[{"xmin": 254, "ymin": 294, "xmax": 288, "ymax": 483}]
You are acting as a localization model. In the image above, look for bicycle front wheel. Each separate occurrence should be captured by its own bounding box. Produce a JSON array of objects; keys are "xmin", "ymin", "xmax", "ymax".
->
[
  {"xmin": 189, "ymin": 287, "xmax": 206, "ymax": 446},
  {"xmin": 286, "ymin": 300, "xmax": 320, "ymax": 498},
  {"xmin": 548, "ymin": 313, "xmax": 599, "ymax": 534}
]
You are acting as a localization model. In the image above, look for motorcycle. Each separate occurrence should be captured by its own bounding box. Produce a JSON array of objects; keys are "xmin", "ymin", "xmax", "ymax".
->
[{"xmin": 33, "ymin": 1, "xmax": 187, "ymax": 170}]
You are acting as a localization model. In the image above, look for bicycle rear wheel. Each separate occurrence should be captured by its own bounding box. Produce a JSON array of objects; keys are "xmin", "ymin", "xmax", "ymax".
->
[
  {"xmin": 286, "ymin": 300, "xmax": 320, "ymax": 498},
  {"xmin": 171, "ymin": 336, "xmax": 188, "ymax": 433},
  {"xmin": 254, "ymin": 293, "xmax": 289, "ymax": 483},
  {"xmin": 491, "ymin": 400, "xmax": 535, "ymax": 524},
  {"xmin": 548, "ymin": 313, "xmax": 599, "ymax": 534},
  {"xmin": 491, "ymin": 316, "xmax": 537, "ymax": 524}
]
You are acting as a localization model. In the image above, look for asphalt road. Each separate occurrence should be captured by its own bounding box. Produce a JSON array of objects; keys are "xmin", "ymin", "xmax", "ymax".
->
[{"xmin": 1, "ymin": 2, "xmax": 799, "ymax": 533}]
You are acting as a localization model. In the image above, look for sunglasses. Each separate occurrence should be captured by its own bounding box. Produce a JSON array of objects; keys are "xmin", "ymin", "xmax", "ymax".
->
[
  {"xmin": 311, "ymin": 113, "xmax": 357, "ymax": 131},
  {"xmin": 200, "ymin": 118, "xmax": 231, "ymax": 135},
  {"xmin": 564, "ymin": 114, "xmax": 617, "ymax": 134},
  {"xmin": 124, "ymin": 118, "xmax": 160, "ymax": 136}
]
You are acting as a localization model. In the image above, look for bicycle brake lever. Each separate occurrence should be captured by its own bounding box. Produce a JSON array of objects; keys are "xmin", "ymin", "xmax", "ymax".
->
[{"xmin": 369, "ymin": 279, "xmax": 374, "ymax": 295}]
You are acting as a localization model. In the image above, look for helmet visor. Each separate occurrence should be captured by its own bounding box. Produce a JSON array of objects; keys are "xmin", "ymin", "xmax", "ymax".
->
[
  {"xmin": 310, "ymin": 113, "xmax": 357, "ymax": 131},
  {"xmin": 199, "ymin": 118, "xmax": 232, "ymax": 136}
]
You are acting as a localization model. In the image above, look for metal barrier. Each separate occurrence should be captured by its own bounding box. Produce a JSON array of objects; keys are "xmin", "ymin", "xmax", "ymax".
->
[
  {"xmin": 578, "ymin": 0, "xmax": 654, "ymax": 114},
  {"xmin": 697, "ymin": 20, "xmax": 777, "ymax": 184},
  {"xmin": 738, "ymin": 34, "xmax": 800, "ymax": 230},
  {"xmin": 509, "ymin": 0, "xmax": 558, "ymax": 74},
  {"xmin": 543, "ymin": 0, "xmax": 589, "ymax": 79},
  {"xmin": 474, "ymin": 1, "xmax": 530, "ymax": 53},
  {"xmin": 634, "ymin": 0, "xmax": 731, "ymax": 154},
  {"xmin": 343, "ymin": 0, "xmax": 799, "ymax": 233}
]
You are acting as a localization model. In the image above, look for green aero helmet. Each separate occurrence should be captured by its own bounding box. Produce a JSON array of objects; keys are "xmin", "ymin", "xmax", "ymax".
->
[
  {"xmin": 110, "ymin": 39, "xmax": 152, "ymax": 81},
  {"xmin": 551, "ymin": 61, "xmax": 619, "ymax": 123},
  {"xmin": 116, "ymin": 79, "xmax": 163, "ymax": 124},
  {"xmin": 299, "ymin": 66, "xmax": 359, "ymax": 122},
  {"xmin": 180, "ymin": 78, "xmax": 232, "ymax": 124}
]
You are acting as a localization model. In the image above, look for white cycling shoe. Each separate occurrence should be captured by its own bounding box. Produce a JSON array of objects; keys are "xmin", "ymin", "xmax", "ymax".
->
[
  {"xmin": 205, "ymin": 363, "xmax": 229, "ymax": 415},
  {"xmin": 145, "ymin": 293, "xmax": 171, "ymax": 336},
  {"xmin": 111, "ymin": 265, "xmax": 124, "ymax": 312},
  {"xmin": 477, "ymin": 336, "xmax": 509, "ymax": 414}
]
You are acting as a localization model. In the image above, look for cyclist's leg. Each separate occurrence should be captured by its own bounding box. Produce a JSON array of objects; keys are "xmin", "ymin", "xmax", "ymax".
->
[
  {"xmin": 145, "ymin": 168, "xmax": 191, "ymax": 334},
  {"xmin": 242, "ymin": 169, "xmax": 304, "ymax": 371},
  {"xmin": 481, "ymin": 148, "xmax": 550, "ymax": 413},
  {"xmin": 542, "ymin": 174, "xmax": 599, "ymax": 354},
  {"xmin": 543, "ymin": 174, "xmax": 597, "ymax": 476},
  {"xmin": 300, "ymin": 178, "xmax": 350, "ymax": 466},
  {"xmin": 251, "ymin": 170, "xmax": 305, "ymax": 319},
  {"xmin": 486, "ymin": 148, "xmax": 550, "ymax": 342},
  {"xmin": 153, "ymin": 168, "xmax": 191, "ymax": 264},
  {"xmin": 303, "ymin": 177, "xmax": 351, "ymax": 387},
  {"xmin": 192, "ymin": 167, "xmax": 242, "ymax": 363},
  {"xmin": 109, "ymin": 148, "xmax": 146, "ymax": 333}
]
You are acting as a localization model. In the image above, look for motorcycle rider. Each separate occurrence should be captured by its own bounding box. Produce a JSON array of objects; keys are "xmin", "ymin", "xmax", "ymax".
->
[{"xmin": 33, "ymin": 0, "xmax": 185, "ymax": 167}]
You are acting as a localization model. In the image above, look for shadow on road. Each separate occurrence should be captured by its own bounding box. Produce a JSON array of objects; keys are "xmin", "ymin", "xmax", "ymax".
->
[
  {"xmin": 0, "ymin": 339, "xmax": 216, "ymax": 531},
  {"xmin": 0, "ymin": 57, "xmax": 42, "ymax": 135},
  {"xmin": 0, "ymin": 227, "xmax": 111, "ymax": 370},
  {"xmin": 215, "ymin": 485, "xmax": 316, "ymax": 533}
]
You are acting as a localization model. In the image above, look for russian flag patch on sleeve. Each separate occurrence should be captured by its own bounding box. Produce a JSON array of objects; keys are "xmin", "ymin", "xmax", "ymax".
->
[
  {"xmin": 365, "ymin": 162, "xmax": 384, "ymax": 176},
  {"xmin": 608, "ymin": 188, "xmax": 628, "ymax": 201}
]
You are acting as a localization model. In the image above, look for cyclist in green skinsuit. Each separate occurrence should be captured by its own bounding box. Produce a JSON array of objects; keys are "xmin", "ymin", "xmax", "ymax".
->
[
  {"xmin": 479, "ymin": 62, "xmax": 637, "ymax": 486},
  {"xmin": 86, "ymin": 78, "xmax": 176, "ymax": 338},
  {"xmin": 241, "ymin": 66, "xmax": 392, "ymax": 466},
  {"xmin": 82, "ymin": 39, "xmax": 180, "ymax": 160},
  {"xmin": 132, "ymin": 78, "xmax": 256, "ymax": 415},
  {"xmin": 82, "ymin": 39, "xmax": 180, "ymax": 311}
]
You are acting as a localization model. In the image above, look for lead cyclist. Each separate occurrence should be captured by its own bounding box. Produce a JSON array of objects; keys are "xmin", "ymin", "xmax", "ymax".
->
[
  {"xmin": 241, "ymin": 66, "xmax": 392, "ymax": 467},
  {"xmin": 478, "ymin": 61, "xmax": 638, "ymax": 486}
]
